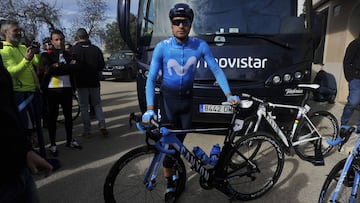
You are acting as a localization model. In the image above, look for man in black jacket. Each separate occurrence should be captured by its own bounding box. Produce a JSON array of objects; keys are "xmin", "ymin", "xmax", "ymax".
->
[
  {"xmin": 72, "ymin": 28, "xmax": 108, "ymax": 137},
  {"xmin": 0, "ymin": 54, "xmax": 52, "ymax": 203},
  {"xmin": 341, "ymin": 35, "xmax": 360, "ymax": 131},
  {"xmin": 40, "ymin": 29, "xmax": 82, "ymax": 157}
]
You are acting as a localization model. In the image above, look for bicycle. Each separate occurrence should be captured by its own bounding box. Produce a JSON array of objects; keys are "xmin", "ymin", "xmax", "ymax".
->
[
  {"xmin": 57, "ymin": 91, "xmax": 80, "ymax": 123},
  {"xmin": 238, "ymin": 84, "xmax": 339, "ymax": 165},
  {"xmin": 103, "ymin": 100, "xmax": 285, "ymax": 202},
  {"xmin": 318, "ymin": 126, "xmax": 360, "ymax": 202}
]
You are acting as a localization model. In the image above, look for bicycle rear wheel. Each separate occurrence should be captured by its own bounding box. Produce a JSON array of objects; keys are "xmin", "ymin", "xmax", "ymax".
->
[
  {"xmin": 294, "ymin": 111, "xmax": 339, "ymax": 160},
  {"xmin": 103, "ymin": 145, "xmax": 186, "ymax": 203},
  {"xmin": 319, "ymin": 158, "xmax": 360, "ymax": 203},
  {"xmin": 222, "ymin": 132, "xmax": 284, "ymax": 201},
  {"xmin": 57, "ymin": 92, "xmax": 80, "ymax": 123}
]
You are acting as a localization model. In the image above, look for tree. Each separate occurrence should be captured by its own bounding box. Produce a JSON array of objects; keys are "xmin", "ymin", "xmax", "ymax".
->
[
  {"xmin": 101, "ymin": 21, "xmax": 127, "ymax": 53},
  {"xmin": 101, "ymin": 13, "xmax": 137, "ymax": 54},
  {"xmin": 0, "ymin": 0, "xmax": 60, "ymax": 44},
  {"xmin": 69, "ymin": 0, "xmax": 108, "ymax": 42}
]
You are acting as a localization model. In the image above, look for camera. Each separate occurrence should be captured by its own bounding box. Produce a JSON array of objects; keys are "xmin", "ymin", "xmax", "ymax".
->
[
  {"xmin": 28, "ymin": 41, "xmax": 40, "ymax": 53},
  {"xmin": 29, "ymin": 41, "xmax": 39, "ymax": 49}
]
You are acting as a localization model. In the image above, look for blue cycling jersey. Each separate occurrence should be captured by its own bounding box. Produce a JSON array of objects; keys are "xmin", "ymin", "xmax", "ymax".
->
[{"xmin": 146, "ymin": 36, "xmax": 231, "ymax": 107}]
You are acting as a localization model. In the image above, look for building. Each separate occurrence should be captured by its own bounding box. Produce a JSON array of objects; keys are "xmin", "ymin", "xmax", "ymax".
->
[{"xmin": 313, "ymin": 0, "xmax": 360, "ymax": 103}]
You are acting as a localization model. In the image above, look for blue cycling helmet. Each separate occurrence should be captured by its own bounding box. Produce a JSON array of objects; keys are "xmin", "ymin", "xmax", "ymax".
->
[{"xmin": 169, "ymin": 3, "xmax": 194, "ymax": 22}]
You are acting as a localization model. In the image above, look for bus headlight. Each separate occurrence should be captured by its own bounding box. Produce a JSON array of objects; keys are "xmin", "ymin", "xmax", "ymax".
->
[
  {"xmin": 294, "ymin": 71, "xmax": 303, "ymax": 80},
  {"xmin": 283, "ymin": 73, "xmax": 292, "ymax": 82},
  {"xmin": 272, "ymin": 75, "xmax": 281, "ymax": 84}
]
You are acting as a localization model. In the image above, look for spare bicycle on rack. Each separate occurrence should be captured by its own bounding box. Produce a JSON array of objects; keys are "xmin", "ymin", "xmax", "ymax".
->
[
  {"xmin": 238, "ymin": 84, "xmax": 339, "ymax": 165},
  {"xmin": 103, "ymin": 99, "xmax": 285, "ymax": 202}
]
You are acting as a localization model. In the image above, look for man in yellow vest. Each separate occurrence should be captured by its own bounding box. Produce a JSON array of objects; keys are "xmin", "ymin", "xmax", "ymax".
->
[{"xmin": 0, "ymin": 20, "xmax": 48, "ymax": 157}]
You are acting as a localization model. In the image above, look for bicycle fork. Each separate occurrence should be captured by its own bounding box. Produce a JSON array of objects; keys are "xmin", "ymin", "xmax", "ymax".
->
[{"xmin": 143, "ymin": 150, "xmax": 165, "ymax": 190}]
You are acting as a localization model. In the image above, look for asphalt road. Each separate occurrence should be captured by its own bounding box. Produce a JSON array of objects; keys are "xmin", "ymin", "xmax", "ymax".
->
[{"xmin": 35, "ymin": 80, "xmax": 353, "ymax": 203}]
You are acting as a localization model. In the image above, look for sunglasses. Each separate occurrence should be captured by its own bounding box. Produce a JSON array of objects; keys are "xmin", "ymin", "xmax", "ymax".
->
[{"xmin": 172, "ymin": 19, "xmax": 191, "ymax": 26}]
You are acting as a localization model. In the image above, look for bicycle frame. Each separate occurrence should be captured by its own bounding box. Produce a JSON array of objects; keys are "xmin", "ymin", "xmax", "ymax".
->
[
  {"xmin": 138, "ymin": 101, "xmax": 253, "ymax": 191},
  {"xmin": 251, "ymin": 100, "xmax": 323, "ymax": 148}
]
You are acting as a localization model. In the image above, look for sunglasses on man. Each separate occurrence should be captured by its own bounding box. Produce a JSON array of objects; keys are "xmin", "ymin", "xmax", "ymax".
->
[{"xmin": 172, "ymin": 19, "xmax": 191, "ymax": 26}]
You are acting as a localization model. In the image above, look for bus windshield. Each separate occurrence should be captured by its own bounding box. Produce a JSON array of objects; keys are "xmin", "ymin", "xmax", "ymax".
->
[{"xmin": 152, "ymin": 0, "xmax": 304, "ymax": 40}]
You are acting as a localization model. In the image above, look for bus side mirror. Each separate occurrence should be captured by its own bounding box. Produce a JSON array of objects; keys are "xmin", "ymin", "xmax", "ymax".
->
[{"xmin": 311, "ymin": 12, "xmax": 326, "ymax": 50}]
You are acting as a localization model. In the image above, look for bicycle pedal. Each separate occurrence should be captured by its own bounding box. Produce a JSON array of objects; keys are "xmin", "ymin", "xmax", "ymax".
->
[{"xmin": 312, "ymin": 159, "xmax": 325, "ymax": 166}]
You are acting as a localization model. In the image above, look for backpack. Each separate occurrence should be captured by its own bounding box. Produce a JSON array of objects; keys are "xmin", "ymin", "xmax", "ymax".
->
[{"xmin": 313, "ymin": 70, "xmax": 337, "ymax": 103}]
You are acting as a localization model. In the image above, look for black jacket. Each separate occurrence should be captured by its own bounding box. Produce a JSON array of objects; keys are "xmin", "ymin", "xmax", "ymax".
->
[
  {"xmin": 343, "ymin": 37, "xmax": 360, "ymax": 82},
  {"xmin": 39, "ymin": 49, "xmax": 78, "ymax": 92},
  {"xmin": 71, "ymin": 41, "xmax": 105, "ymax": 88},
  {"xmin": 0, "ymin": 56, "xmax": 32, "ymax": 184}
]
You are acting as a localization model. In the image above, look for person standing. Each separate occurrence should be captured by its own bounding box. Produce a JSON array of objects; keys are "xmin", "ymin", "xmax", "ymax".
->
[
  {"xmin": 141, "ymin": 3, "xmax": 240, "ymax": 202},
  {"xmin": 39, "ymin": 37, "xmax": 53, "ymax": 128},
  {"xmin": 0, "ymin": 54, "xmax": 53, "ymax": 203},
  {"xmin": 340, "ymin": 34, "xmax": 360, "ymax": 132},
  {"xmin": 40, "ymin": 29, "xmax": 82, "ymax": 157},
  {"xmin": 71, "ymin": 28, "xmax": 108, "ymax": 137},
  {"xmin": 0, "ymin": 20, "xmax": 48, "ymax": 157}
]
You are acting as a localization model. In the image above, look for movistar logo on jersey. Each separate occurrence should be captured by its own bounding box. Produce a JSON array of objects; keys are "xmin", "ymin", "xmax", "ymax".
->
[
  {"xmin": 198, "ymin": 57, "xmax": 268, "ymax": 69},
  {"xmin": 167, "ymin": 56, "xmax": 197, "ymax": 76}
]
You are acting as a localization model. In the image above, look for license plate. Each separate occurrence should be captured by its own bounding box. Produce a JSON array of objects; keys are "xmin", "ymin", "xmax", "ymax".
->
[
  {"xmin": 102, "ymin": 72, "xmax": 112, "ymax": 76},
  {"xmin": 199, "ymin": 104, "xmax": 233, "ymax": 114}
]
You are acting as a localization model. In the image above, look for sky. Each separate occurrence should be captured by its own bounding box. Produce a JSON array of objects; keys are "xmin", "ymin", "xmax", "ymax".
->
[
  {"xmin": 37, "ymin": 0, "xmax": 119, "ymax": 43},
  {"xmin": 38, "ymin": 0, "xmax": 139, "ymax": 47},
  {"xmin": 56, "ymin": 0, "xmax": 118, "ymax": 27}
]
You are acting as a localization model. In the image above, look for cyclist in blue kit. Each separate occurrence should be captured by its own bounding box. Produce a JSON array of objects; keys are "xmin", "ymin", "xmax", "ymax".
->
[{"xmin": 142, "ymin": 3, "xmax": 240, "ymax": 202}]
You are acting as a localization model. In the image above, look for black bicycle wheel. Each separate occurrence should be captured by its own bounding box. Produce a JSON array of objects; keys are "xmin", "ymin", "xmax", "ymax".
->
[
  {"xmin": 222, "ymin": 132, "xmax": 285, "ymax": 201},
  {"xmin": 103, "ymin": 145, "xmax": 186, "ymax": 203},
  {"xmin": 319, "ymin": 158, "xmax": 360, "ymax": 202},
  {"xmin": 294, "ymin": 111, "xmax": 339, "ymax": 161},
  {"xmin": 57, "ymin": 93, "xmax": 80, "ymax": 123}
]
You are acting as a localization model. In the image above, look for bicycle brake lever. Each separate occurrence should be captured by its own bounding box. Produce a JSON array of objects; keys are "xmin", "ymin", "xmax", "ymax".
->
[
  {"xmin": 129, "ymin": 112, "xmax": 135, "ymax": 128},
  {"xmin": 129, "ymin": 112, "xmax": 142, "ymax": 128}
]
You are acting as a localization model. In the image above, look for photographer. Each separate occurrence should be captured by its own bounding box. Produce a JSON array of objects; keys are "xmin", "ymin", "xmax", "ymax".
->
[{"xmin": 0, "ymin": 20, "xmax": 47, "ymax": 157}]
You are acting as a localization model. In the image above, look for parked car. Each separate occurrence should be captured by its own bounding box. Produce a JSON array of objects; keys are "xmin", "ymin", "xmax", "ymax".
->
[{"xmin": 101, "ymin": 50, "xmax": 137, "ymax": 81}]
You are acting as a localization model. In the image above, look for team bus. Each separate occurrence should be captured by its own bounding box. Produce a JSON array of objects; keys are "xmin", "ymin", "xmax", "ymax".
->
[{"xmin": 118, "ymin": 0, "xmax": 321, "ymax": 127}]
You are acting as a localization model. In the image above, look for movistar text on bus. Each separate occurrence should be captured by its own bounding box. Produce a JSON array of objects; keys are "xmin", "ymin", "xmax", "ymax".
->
[{"xmin": 197, "ymin": 57, "xmax": 268, "ymax": 69}]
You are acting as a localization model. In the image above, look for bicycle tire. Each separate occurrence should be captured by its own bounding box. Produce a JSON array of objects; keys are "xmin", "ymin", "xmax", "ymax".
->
[
  {"xmin": 103, "ymin": 145, "xmax": 186, "ymax": 203},
  {"xmin": 222, "ymin": 132, "xmax": 285, "ymax": 201},
  {"xmin": 294, "ymin": 110, "xmax": 339, "ymax": 161},
  {"xmin": 319, "ymin": 158, "xmax": 360, "ymax": 202},
  {"xmin": 57, "ymin": 93, "xmax": 80, "ymax": 123},
  {"xmin": 231, "ymin": 116, "xmax": 262, "ymax": 165}
]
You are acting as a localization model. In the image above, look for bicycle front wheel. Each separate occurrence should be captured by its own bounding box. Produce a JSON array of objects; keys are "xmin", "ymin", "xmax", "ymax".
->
[
  {"xmin": 294, "ymin": 111, "xmax": 339, "ymax": 161},
  {"xmin": 319, "ymin": 158, "xmax": 360, "ymax": 203},
  {"xmin": 222, "ymin": 132, "xmax": 285, "ymax": 201},
  {"xmin": 103, "ymin": 145, "xmax": 186, "ymax": 203}
]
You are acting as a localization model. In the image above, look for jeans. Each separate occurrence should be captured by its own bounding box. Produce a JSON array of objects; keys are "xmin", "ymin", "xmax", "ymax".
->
[
  {"xmin": 77, "ymin": 87, "xmax": 106, "ymax": 133},
  {"xmin": 341, "ymin": 79, "xmax": 360, "ymax": 129},
  {"xmin": 0, "ymin": 168, "xmax": 40, "ymax": 203}
]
